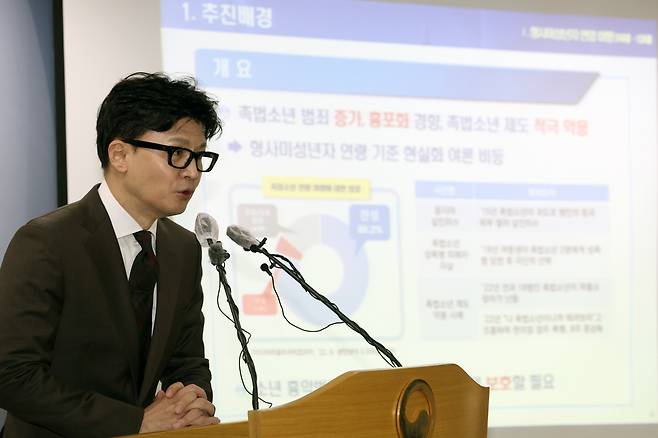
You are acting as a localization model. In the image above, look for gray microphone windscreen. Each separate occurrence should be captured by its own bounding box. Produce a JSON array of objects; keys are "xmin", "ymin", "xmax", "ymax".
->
[
  {"xmin": 226, "ymin": 224, "xmax": 260, "ymax": 250},
  {"xmin": 194, "ymin": 213, "xmax": 219, "ymax": 247}
]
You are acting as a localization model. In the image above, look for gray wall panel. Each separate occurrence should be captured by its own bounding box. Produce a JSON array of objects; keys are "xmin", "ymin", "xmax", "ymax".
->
[{"xmin": 0, "ymin": 0, "xmax": 57, "ymax": 429}]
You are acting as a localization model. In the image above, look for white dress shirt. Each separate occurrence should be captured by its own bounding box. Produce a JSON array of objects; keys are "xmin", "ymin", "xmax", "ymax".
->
[{"xmin": 98, "ymin": 181, "xmax": 158, "ymax": 332}]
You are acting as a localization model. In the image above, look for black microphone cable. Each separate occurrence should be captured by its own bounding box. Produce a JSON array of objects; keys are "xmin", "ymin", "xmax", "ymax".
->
[
  {"xmin": 208, "ymin": 241, "xmax": 262, "ymax": 410},
  {"xmin": 259, "ymin": 263, "xmax": 344, "ymax": 334},
  {"xmin": 253, "ymin": 242, "xmax": 402, "ymax": 368},
  {"xmin": 225, "ymin": 226, "xmax": 402, "ymax": 368}
]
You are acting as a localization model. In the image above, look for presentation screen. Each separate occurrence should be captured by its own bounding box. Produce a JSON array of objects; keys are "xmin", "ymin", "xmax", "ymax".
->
[
  {"xmin": 160, "ymin": 0, "xmax": 658, "ymax": 428},
  {"xmin": 61, "ymin": 0, "xmax": 658, "ymax": 434}
]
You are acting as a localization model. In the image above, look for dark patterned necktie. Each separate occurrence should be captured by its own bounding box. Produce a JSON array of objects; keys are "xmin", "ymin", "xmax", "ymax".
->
[{"xmin": 128, "ymin": 230, "xmax": 158, "ymax": 388}]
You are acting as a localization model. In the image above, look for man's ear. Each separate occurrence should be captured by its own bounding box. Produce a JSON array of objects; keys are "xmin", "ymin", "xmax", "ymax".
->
[{"xmin": 107, "ymin": 140, "xmax": 130, "ymax": 173}]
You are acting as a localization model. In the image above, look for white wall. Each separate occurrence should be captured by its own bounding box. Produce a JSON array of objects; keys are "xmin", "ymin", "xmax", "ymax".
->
[{"xmin": 63, "ymin": 0, "xmax": 161, "ymax": 202}]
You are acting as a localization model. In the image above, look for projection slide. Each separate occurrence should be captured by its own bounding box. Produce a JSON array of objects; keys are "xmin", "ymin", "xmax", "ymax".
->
[{"xmin": 161, "ymin": 0, "xmax": 658, "ymax": 427}]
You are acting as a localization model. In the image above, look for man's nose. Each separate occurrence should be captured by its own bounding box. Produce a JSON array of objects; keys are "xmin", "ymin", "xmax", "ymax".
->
[{"xmin": 182, "ymin": 159, "xmax": 201, "ymax": 179}]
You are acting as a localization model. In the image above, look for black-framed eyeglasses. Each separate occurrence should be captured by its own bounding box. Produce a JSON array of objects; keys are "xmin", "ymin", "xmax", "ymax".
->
[{"xmin": 124, "ymin": 139, "xmax": 219, "ymax": 172}]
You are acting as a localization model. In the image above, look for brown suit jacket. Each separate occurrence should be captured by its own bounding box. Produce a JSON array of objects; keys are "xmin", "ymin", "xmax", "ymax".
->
[{"xmin": 0, "ymin": 186, "xmax": 212, "ymax": 437}]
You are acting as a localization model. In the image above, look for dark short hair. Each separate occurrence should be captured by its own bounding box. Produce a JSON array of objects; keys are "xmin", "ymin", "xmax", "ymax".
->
[{"xmin": 96, "ymin": 72, "xmax": 221, "ymax": 168}]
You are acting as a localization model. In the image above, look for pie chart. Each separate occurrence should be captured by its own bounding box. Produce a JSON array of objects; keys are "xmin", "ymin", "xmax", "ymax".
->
[{"xmin": 274, "ymin": 214, "xmax": 369, "ymax": 326}]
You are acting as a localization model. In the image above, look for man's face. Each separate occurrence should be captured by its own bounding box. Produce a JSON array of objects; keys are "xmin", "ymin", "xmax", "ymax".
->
[{"xmin": 122, "ymin": 117, "xmax": 207, "ymax": 221}]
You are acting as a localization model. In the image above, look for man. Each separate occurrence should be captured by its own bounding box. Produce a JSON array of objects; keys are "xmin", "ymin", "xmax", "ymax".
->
[{"xmin": 0, "ymin": 72, "xmax": 221, "ymax": 436}]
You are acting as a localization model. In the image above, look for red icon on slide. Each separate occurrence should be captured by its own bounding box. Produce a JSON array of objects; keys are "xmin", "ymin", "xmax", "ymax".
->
[{"xmin": 242, "ymin": 236, "xmax": 302, "ymax": 315}]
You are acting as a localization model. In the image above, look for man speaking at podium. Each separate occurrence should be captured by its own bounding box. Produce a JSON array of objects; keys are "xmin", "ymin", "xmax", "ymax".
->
[{"xmin": 0, "ymin": 73, "xmax": 221, "ymax": 437}]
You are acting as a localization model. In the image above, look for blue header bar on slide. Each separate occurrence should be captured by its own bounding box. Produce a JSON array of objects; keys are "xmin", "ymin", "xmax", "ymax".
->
[
  {"xmin": 162, "ymin": 0, "xmax": 657, "ymax": 57},
  {"xmin": 195, "ymin": 50, "xmax": 597, "ymax": 104},
  {"xmin": 415, "ymin": 181, "xmax": 609, "ymax": 201}
]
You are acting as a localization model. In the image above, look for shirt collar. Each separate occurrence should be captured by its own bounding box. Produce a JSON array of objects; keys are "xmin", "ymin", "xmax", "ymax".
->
[{"xmin": 98, "ymin": 180, "xmax": 158, "ymax": 239}]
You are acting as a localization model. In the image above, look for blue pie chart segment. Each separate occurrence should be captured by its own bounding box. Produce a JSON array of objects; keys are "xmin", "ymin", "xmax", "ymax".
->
[{"xmin": 277, "ymin": 214, "xmax": 369, "ymax": 326}]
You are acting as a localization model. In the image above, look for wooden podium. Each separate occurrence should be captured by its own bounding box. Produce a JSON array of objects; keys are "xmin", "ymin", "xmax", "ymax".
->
[{"xmin": 123, "ymin": 364, "xmax": 488, "ymax": 438}]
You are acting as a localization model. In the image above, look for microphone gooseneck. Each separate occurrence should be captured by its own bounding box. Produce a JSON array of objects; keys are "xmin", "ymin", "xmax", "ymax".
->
[
  {"xmin": 195, "ymin": 215, "xmax": 260, "ymax": 410},
  {"xmin": 226, "ymin": 224, "xmax": 403, "ymax": 368},
  {"xmin": 214, "ymin": 258, "xmax": 260, "ymax": 410}
]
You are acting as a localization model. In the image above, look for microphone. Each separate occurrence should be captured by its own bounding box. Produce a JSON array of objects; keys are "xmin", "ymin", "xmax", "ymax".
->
[
  {"xmin": 195, "ymin": 213, "xmax": 228, "ymax": 266},
  {"xmin": 194, "ymin": 214, "xmax": 259, "ymax": 410},
  {"xmin": 225, "ymin": 224, "xmax": 402, "ymax": 368},
  {"xmin": 226, "ymin": 224, "xmax": 261, "ymax": 251},
  {"xmin": 195, "ymin": 212, "xmax": 219, "ymax": 246}
]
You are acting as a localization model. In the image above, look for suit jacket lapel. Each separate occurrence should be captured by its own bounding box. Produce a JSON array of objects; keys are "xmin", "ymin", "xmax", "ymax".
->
[
  {"xmin": 81, "ymin": 187, "xmax": 141, "ymax": 399},
  {"xmin": 139, "ymin": 219, "xmax": 181, "ymax": 402}
]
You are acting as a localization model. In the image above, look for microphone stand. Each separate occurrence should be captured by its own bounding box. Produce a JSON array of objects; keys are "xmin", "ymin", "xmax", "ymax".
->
[
  {"xmin": 209, "ymin": 242, "xmax": 260, "ymax": 410},
  {"xmin": 248, "ymin": 239, "xmax": 402, "ymax": 368}
]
